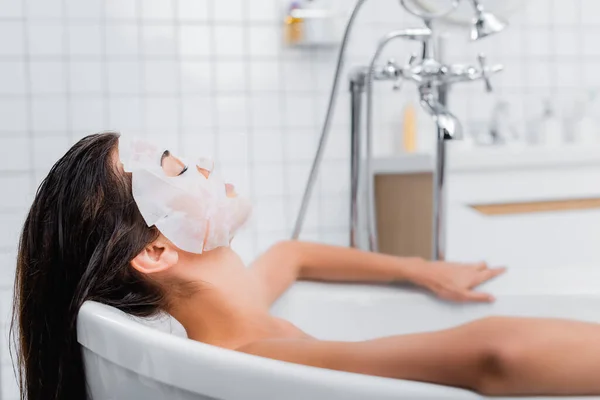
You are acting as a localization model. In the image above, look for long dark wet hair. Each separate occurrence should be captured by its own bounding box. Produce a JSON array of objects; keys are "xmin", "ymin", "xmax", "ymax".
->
[{"xmin": 11, "ymin": 132, "xmax": 167, "ymax": 400}]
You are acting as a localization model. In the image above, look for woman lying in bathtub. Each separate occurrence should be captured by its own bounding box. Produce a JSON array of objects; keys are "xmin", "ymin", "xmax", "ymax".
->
[{"xmin": 12, "ymin": 132, "xmax": 600, "ymax": 400}]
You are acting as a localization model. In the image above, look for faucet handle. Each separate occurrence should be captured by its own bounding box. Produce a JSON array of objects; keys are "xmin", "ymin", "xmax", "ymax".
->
[
  {"xmin": 477, "ymin": 53, "xmax": 493, "ymax": 92},
  {"xmin": 383, "ymin": 59, "xmax": 399, "ymax": 78},
  {"xmin": 373, "ymin": 59, "xmax": 400, "ymax": 82},
  {"xmin": 394, "ymin": 53, "xmax": 420, "ymax": 90},
  {"xmin": 406, "ymin": 53, "xmax": 417, "ymax": 66},
  {"xmin": 393, "ymin": 54, "xmax": 418, "ymax": 91},
  {"xmin": 477, "ymin": 53, "xmax": 503, "ymax": 93}
]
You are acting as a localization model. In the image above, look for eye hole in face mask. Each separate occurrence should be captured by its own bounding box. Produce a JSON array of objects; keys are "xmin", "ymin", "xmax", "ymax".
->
[{"xmin": 160, "ymin": 150, "xmax": 188, "ymax": 177}]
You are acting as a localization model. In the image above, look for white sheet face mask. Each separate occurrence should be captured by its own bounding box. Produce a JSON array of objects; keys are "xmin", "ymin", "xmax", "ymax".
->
[{"xmin": 119, "ymin": 137, "xmax": 252, "ymax": 254}]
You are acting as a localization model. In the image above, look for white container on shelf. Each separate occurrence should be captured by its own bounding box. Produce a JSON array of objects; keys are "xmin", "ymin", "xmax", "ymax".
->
[
  {"xmin": 540, "ymin": 100, "xmax": 564, "ymax": 148},
  {"xmin": 284, "ymin": 0, "xmax": 338, "ymax": 48},
  {"xmin": 573, "ymin": 115, "xmax": 599, "ymax": 146},
  {"xmin": 562, "ymin": 89, "xmax": 600, "ymax": 146}
]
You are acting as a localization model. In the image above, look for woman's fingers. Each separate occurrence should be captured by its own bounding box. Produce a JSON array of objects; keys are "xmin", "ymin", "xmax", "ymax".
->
[
  {"xmin": 433, "ymin": 263, "xmax": 507, "ymax": 303},
  {"xmin": 475, "ymin": 262, "xmax": 488, "ymax": 271},
  {"xmin": 469, "ymin": 266, "xmax": 505, "ymax": 286},
  {"xmin": 441, "ymin": 288, "xmax": 494, "ymax": 303},
  {"xmin": 460, "ymin": 290, "xmax": 495, "ymax": 303},
  {"xmin": 483, "ymin": 266, "xmax": 506, "ymax": 281},
  {"xmin": 459, "ymin": 267, "xmax": 506, "ymax": 301}
]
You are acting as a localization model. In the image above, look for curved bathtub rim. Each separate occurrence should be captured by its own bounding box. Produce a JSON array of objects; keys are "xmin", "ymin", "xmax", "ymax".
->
[{"xmin": 77, "ymin": 300, "xmax": 479, "ymax": 400}]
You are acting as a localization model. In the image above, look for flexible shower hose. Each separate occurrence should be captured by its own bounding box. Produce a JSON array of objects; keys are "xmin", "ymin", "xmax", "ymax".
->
[{"xmin": 291, "ymin": 0, "xmax": 369, "ymax": 240}]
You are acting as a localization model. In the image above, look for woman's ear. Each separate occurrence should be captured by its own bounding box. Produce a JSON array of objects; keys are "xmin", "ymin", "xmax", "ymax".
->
[{"xmin": 131, "ymin": 237, "xmax": 179, "ymax": 275}]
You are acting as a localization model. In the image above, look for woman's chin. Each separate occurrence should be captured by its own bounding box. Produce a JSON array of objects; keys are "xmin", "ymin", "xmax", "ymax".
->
[{"xmin": 225, "ymin": 183, "xmax": 237, "ymax": 198}]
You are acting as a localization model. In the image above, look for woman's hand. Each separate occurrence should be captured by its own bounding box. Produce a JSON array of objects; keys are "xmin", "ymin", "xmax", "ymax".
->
[{"xmin": 408, "ymin": 259, "xmax": 506, "ymax": 303}]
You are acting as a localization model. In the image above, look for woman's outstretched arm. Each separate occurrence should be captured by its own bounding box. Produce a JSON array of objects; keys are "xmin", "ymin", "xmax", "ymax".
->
[
  {"xmin": 250, "ymin": 240, "xmax": 505, "ymax": 305},
  {"xmin": 238, "ymin": 316, "xmax": 600, "ymax": 396}
]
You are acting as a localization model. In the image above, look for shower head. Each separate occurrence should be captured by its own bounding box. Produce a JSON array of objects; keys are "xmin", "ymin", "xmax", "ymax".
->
[
  {"xmin": 470, "ymin": 0, "xmax": 508, "ymax": 40},
  {"xmin": 420, "ymin": 94, "xmax": 463, "ymax": 140}
]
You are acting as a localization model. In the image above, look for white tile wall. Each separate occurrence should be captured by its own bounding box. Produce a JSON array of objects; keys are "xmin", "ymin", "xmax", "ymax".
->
[
  {"xmin": 0, "ymin": 99, "xmax": 28, "ymax": 133},
  {"xmin": 177, "ymin": 0, "xmax": 210, "ymax": 22},
  {"xmin": 28, "ymin": 23, "xmax": 65, "ymax": 56},
  {"xmin": 0, "ymin": 137, "xmax": 30, "ymax": 172},
  {"xmin": 0, "ymin": 22, "xmax": 24, "ymax": 56},
  {"xmin": 65, "ymin": 0, "xmax": 104, "ymax": 20},
  {"xmin": 25, "ymin": 0, "xmax": 63, "ymax": 19},
  {"xmin": 0, "ymin": 62, "xmax": 26, "ymax": 95},
  {"xmin": 0, "ymin": 0, "xmax": 598, "ymax": 398},
  {"xmin": 0, "ymin": 0, "xmax": 22, "ymax": 19},
  {"xmin": 69, "ymin": 61, "xmax": 103, "ymax": 94}
]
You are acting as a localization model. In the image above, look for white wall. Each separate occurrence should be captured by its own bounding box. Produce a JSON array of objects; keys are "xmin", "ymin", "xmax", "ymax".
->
[{"xmin": 0, "ymin": 0, "xmax": 598, "ymax": 398}]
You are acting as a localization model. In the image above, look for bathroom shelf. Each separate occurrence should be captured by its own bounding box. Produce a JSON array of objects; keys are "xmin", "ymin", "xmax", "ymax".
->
[{"xmin": 372, "ymin": 145, "xmax": 600, "ymax": 175}]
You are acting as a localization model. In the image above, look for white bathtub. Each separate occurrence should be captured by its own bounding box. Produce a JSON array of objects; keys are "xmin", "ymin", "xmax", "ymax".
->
[{"xmin": 78, "ymin": 266, "xmax": 600, "ymax": 400}]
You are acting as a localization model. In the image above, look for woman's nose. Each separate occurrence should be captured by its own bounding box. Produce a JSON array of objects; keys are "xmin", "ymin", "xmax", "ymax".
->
[
  {"xmin": 196, "ymin": 157, "xmax": 214, "ymax": 178},
  {"xmin": 196, "ymin": 166, "xmax": 210, "ymax": 178}
]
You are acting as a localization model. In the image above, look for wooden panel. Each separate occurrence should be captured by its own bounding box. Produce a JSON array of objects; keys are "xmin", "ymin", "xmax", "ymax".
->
[
  {"xmin": 471, "ymin": 198, "xmax": 600, "ymax": 216},
  {"xmin": 374, "ymin": 173, "xmax": 433, "ymax": 260}
]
